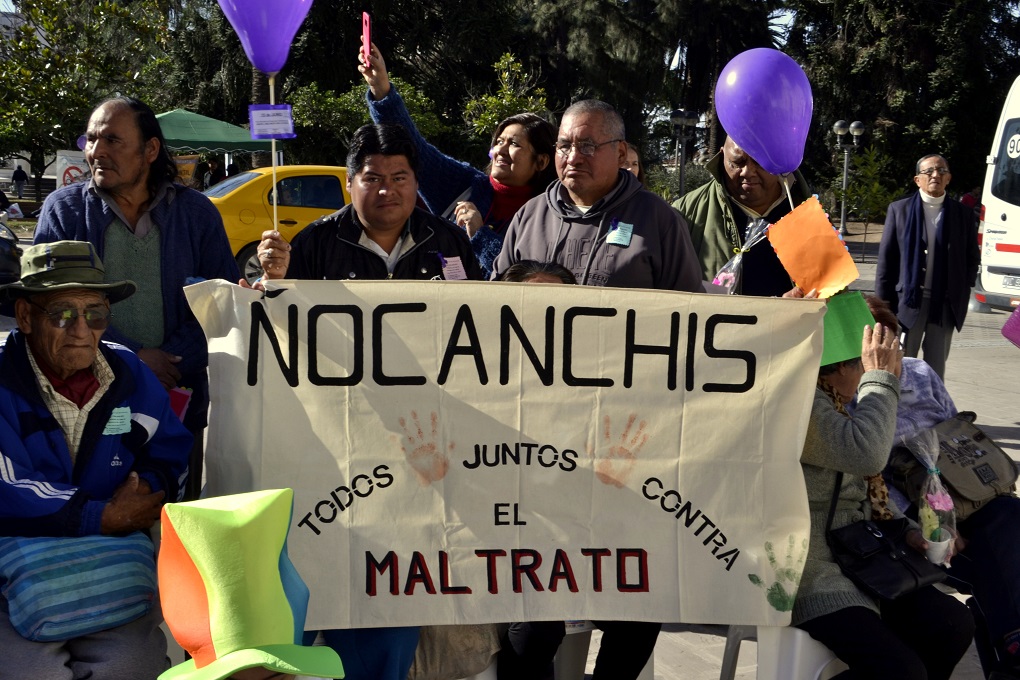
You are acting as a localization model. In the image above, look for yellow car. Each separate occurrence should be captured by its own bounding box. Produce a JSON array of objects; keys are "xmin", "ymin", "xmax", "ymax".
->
[{"xmin": 205, "ymin": 165, "xmax": 350, "ymax": 282}]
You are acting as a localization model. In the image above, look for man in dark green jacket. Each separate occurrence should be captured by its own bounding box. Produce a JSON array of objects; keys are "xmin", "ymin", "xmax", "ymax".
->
[{"xmin": 673, "ymin": 136, "xmax": 813, "ymax": 297}]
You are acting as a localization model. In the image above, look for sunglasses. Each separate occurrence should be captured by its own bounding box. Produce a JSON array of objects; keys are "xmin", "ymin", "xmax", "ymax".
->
[{"xmin": 30, "ymin": 301, "xmax": 112, "ymax": 330}]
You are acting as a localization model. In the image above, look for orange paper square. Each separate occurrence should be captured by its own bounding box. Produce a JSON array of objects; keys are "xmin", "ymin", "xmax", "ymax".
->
[{"xmin": 767, "ymin": 197, "xmax": 859, "ymax": 298}]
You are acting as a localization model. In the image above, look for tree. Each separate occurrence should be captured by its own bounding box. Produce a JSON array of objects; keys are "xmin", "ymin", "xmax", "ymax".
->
[
  {"xmin": 658, "ymin": 0, "xmax": 783, "ymax": 150},
  {"xmin": 835, "ymin": 145, "xmax": 898, "ymax": 258},
  {"xmin": 287, "ymin": 77, "xmax": 453, "ymax": 166},
  {"xmin": 0, "ymin": 0, "xmax": 166, "ymax": 199},
  {"xmin": 517, "ymin": 0, "xmax": 673, "ymax": 141},
  {"xmin": 461, "ymin": 53, "xmax": 549, "ymax": 163},
  {"xmin": 784, "ymin": 0, "xmax": 1020, "ymax": 193}
]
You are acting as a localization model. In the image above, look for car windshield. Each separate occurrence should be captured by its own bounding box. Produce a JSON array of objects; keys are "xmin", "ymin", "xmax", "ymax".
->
[{"xmin": 204, "ymin": 172, "xmax": 259, "ymax": 198}]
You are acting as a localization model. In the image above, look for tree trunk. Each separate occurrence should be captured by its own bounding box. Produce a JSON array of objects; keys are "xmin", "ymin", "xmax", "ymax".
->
[{"xmin": 31, "ymin": 149, "xmax": 46, "ymax": 202}]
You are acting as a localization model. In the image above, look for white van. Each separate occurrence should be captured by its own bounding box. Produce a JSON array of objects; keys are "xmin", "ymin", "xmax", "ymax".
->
[{"xmin": 979, "ymin": 74, "xmax": 1020, "ymax": 309}]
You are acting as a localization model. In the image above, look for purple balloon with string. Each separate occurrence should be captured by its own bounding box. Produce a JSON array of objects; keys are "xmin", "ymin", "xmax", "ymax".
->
[
  {"xmin": 217, "ymin": 0, "xmax": 313, "ymax": 75},
  {"xmin": 714, "ymin": 48, "xmax": 813, "ymax": 175}
]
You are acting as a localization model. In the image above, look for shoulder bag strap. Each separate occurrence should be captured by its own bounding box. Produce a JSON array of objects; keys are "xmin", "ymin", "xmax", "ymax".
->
[{"xmin": 824, "ymin": 471, "xmax": 845, "ymax": 544}]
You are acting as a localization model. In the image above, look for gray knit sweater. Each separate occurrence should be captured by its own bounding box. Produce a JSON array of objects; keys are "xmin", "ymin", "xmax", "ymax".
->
[{"xmin": 792, "ymin": 369, "xmax": 901, "ymax": 625}]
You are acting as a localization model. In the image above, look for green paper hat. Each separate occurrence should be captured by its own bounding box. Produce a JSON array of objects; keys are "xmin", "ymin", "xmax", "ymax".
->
[
  {"xmin": 158, "ymin": 489, "xmax": 343, "ymax": 680},
  {"xmin": 821, "ymin": 291, "xmax": 876, "ymax": 366}
]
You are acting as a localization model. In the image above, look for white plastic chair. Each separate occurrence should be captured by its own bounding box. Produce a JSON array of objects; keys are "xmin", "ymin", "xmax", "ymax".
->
[
  {"xmin": 758, "ymin": 626, "xmax": 848, "ymax": 679},
  {"xmin": 456, "ymin": 656, "xmax": 498, "ymax": 680}
]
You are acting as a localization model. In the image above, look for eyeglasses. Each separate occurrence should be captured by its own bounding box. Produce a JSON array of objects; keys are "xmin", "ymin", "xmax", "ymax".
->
[
  {"xmin": 555, "ymin": 139, "xmax": 623, "ymax": 157},
  {"xmin": 917, "ymin": 167, "xmax": 950, "ymax": 177},
  {"xmin": 30, "ymin": 301, "xmax": 111, "ymax": 330}
]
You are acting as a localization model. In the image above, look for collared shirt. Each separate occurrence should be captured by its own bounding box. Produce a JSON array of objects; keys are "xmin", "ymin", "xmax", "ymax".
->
[
  {"xmin": 27, "ymin": 349, "xmax": 114, "ymax": 462},
  {"xmin": 88, "ymin": 179, "xmax": 169, "ymax": 347},
  {"xmin": 732, "ymin": 193, "xmax": 789, "ymax": 221},
  {"xmin": 731, "ymin": 175, "xmax": 797, "ymax": 223},
  {"xmin": 356, "ymin": 216, "xmax": 414, "ymax": 274},
  {"xmin": 88, "ymin": 180, "xmax": 175, "ymax": 238}
]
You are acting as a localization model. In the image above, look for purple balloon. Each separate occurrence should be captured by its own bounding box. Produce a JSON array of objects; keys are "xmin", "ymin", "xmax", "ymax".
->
[
  {"xmin": 714, "ymin": 48, "xmax": 813, "ymax": 175},
  {"xmin": 218, "ymin": 0, "xmax": 313, "ymax": 75}
]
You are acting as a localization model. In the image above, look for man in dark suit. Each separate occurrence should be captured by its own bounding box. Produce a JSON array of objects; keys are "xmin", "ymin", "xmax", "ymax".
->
[{"xmin": 875, "ymin": 154, "xmax": 979, "ymax": 379}]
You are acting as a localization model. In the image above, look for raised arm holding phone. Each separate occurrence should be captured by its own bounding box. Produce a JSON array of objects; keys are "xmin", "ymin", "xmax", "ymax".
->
[{"xmin": 358, "ymin": 40, "xmax": 556, "ymax": 278}]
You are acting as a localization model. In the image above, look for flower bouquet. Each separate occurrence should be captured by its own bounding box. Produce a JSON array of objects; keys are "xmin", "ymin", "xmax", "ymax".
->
[
  {"xmin": 712, "ymin": 218, "xmax": 770, "ymax": 294},
  {"xmin": 905, "ymin": 429, "xmax": 957, "ymax": 565}
]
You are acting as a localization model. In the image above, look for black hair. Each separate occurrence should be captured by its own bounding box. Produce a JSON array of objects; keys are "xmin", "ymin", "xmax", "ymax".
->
[
  {"xmin": 488, "ymin": 113, "xmax": 558, "ymax": 194},
  {"xmin": 98, "ymin": 96, "xmax": 179, "ymax": 196},
  {"xmin": 499, "ymin": 260, "xmax": 577, "ymax": 284},
  {"xmin": 864, "ymin": 295, "xmax": 900, "ymax": 334},
  {"xmin": 346, "ymin": 123, "xmax": 419, "ymax": 177}
]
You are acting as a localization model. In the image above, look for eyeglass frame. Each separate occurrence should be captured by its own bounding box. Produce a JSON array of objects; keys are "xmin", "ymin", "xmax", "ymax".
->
[
  {"xmin": 917, "ymin": 166, "xmax": 951, "ymax": 177},
  {"xmin": 555, "ymin": 139, "xmax": 624, "ymax": 158},
  {"xmin": 28, "ymin": 300, "xmax": 112, "ymax": 330}
]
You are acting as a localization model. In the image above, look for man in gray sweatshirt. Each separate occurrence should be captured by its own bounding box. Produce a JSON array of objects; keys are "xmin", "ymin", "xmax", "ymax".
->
[
  {"xmin": 492, "ymin": 99, "xmax": 702, "ymax": 293},
  {"xmin": 492, "ymin": 99, "xmax": 701, "ymax": 680}
]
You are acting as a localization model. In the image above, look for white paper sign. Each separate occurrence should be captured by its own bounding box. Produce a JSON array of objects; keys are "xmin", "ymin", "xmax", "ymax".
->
[{"xmin": 56, "ymin": 150, "xmax": 88, "ymax": 187}]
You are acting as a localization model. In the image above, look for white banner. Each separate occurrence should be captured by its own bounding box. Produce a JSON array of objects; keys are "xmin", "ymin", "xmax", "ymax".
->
[{"xmin": 187, "ymin": 280, "xmax": 823, "ymax": 629}]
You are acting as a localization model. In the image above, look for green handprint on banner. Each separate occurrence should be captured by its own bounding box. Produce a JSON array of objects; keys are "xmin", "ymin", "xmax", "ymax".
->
[{"xmin": 747, "ymin": 535, "xmax": 808, "ymax": 612}]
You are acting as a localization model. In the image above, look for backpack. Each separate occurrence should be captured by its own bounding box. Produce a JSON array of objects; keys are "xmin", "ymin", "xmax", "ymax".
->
[{"xmin": 888, "ymin": 412, "xmax": 1018, "ymax": 521}]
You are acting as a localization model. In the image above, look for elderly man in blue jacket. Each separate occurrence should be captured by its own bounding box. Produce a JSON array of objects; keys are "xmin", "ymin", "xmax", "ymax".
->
[
  {"xmin": 0, "ymin": 241, "xmax": 192, "ymax": 679},
  {"xmin": 34, "ymin": 96, "xmax": 239, "ymax": 500}
]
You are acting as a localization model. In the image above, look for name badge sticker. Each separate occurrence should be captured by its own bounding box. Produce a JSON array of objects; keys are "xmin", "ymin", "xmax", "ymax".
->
[
  {"xmin": 103, "ymin": 407, "xmax": 132, "ymax": 435},
  {"xmin": 607, "ymin": 220, "xmax": 634, "ymax": 247},
  {"xmin": 440, "ymin": 254, "xmax": 468, "ymax": 280}
]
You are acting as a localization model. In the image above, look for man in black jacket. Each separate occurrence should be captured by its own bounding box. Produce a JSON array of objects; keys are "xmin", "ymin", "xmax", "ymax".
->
[
  {"xmin": 256, "ymin": 123, "xmax": 483, "ymax": 283},
  {"xmin": 244, "ymin": 122, "xmax": 482, "ymax": 680},
  {"xmin": 875, "ymin": 154, "xmax": 979, "ymax": 379}
]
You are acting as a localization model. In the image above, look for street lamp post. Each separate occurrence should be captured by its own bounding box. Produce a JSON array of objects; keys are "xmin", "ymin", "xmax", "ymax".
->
[
  {"xmin": 670, "ymin": 108, "xmax": 699, "ymax": 200},
  {"xmin": 832, "ymin": 119, "xmax": 866, "ymax": 236}
]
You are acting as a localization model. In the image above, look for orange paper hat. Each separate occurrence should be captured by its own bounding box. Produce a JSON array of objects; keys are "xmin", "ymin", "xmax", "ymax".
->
[
  {"xmin": 767, "ymin": 196, "xmax": 859, "ymax": 298},
  {"xmin": 158, "ymin": 489, "xmax": 343, "ymax": 680}
]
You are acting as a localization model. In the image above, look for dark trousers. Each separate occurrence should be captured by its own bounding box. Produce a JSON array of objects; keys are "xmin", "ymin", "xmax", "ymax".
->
[
  {"xmin": 303, "ymin": 626, "xmax": 419, "ymax": 680},
  {"xmin": 590, "ymin": 620, "xmax": 661, "ymax": 679},
  {"xmin": 498, "ymin": 621, "xmax": 563, "ymax": 680},
  {"xmin": 949, "ymin": 495, "xmax": 1020, "ymax": 666},
  {"xmin": 901, "ymin": 296, "xmax": 955, "ymax": 380},
  {"xmin": 183, "ymin": 433, "xmax": 204, "ymax": 501},
  {"xmin": 797, "ymin": 588, "xmax": 974, "ymax": 680},
  {"xmin": 498, "ymin": 620, "xmax": 660, "ymax": 680}
]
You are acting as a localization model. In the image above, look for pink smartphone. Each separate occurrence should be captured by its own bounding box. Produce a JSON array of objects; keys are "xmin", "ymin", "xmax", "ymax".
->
[{"xmin": 362, "ymin": 12, "xmax": 371, "ymax": 65}]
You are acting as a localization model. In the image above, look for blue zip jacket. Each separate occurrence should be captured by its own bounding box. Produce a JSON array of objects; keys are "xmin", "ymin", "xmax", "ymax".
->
[{"xmin": 0, "ymin": 332, "xmax": 193, "ymax": 537}]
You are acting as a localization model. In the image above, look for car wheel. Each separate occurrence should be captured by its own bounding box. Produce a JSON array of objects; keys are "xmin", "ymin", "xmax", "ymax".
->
[{"xmin": 237, "ymin": 242, "xmax": 263, "ymax": 285}]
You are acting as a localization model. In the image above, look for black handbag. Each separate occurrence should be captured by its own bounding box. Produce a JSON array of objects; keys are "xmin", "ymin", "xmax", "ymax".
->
[{"xmin": 825, "ymin": 472, "xmax": 946, "ymax": 600}]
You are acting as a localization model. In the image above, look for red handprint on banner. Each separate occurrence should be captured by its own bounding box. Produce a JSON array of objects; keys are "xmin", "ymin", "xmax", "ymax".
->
[
  {"xmin": 396, "ymin": 410, "xmax": 452, "ymax": 486},
  {"xmin": 592, "ymin": 413, "xmax": 648, "ymax": 488}
]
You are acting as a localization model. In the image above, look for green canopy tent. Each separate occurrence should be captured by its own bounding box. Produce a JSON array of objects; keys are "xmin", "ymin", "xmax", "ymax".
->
[{"xmin": 155, "ymin": 109, "xmax": 274, "ymax": 153}]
